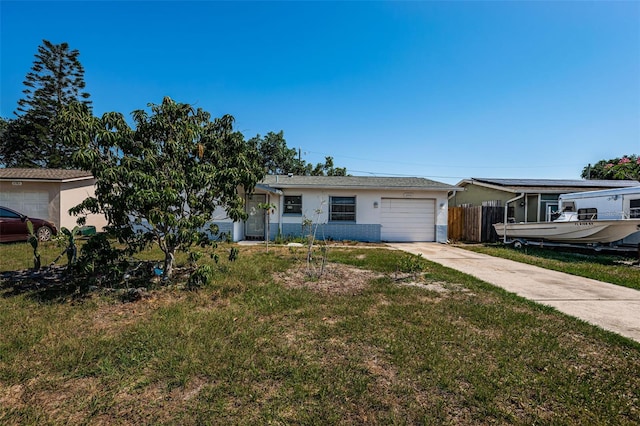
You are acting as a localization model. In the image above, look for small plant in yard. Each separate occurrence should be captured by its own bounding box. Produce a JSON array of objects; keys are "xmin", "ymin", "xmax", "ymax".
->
[
  {"xmin": 396, "ymin": 253, "xmax": 426, "ymax": 280},
  {"xmin": 228, "ymin": 246, "xmax": 239, "ymax": 262},
  {"xmin": 51, "ymin": 226, "xmax": 81, "ymax": 273},
  {"xmin": 302, "ymin": 204, "xmax": 329, "ymax": 279},
  {"xmin": 258, "ymin": 202, "xmax": 277, "ymax": 252},
  {"xmin": 186, "ymin": 264, "xmax": 215, "ymax": 289},
  {"xmin": 26, "ymin": 220, "xmax": 41, "ymax": 270}
]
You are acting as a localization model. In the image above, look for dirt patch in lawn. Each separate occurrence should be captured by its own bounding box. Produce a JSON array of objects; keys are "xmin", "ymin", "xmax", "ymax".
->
[
  {"xmin": 274, "ymin": 262, "xmax": 466, "ymax": 296},
  {"xmin": 274, "ymin": 262, "xmax": 384, "ymax": 295}
]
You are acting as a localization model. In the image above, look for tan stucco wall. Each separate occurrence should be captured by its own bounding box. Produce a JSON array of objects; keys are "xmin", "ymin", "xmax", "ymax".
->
[{"xmin": 60, "ymin": 179, "xmax": 108, "ymax": 231}]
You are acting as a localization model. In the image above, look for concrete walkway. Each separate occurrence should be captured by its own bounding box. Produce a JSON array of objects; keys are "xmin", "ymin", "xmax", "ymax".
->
[{"xmin": 388, "ymin": 243, "xmax": 640, "ymax": 343}]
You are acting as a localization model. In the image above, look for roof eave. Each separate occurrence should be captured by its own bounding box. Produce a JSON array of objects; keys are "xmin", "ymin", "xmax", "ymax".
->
[{"xmin": 268, "ymin": 184, "xmax": 456, "ymax": 191}]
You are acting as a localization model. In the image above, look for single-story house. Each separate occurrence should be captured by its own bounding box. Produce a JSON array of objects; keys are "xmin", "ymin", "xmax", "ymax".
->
[
  {"xmin": 214, "ymin": 175, "xmax": 459, "ymax": 243},
  {"xmin": 0, "ymin": 168, "xmax": 108, "ymax": 232},
  {"xmin": 449, "ymin": 178, "xmax": 640, "ymax": 223},
  {"xmin": 1, "ymin": 170, "xmax": 458, "ymax": 243}
]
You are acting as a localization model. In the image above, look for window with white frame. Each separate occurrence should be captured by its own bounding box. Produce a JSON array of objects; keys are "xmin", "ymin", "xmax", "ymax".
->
[
  {"xmin": 330, "ymin": 196, "xmax": 356, "ymax": 222},
  {"xmin": 284, "ymin": 195, "xmax": 302, "ymax": 215}
]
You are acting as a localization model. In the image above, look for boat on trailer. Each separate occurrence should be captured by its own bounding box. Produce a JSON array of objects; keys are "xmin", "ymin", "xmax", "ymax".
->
[
  {"xmin": 494, "ymin": 185, "xmax": 640, "ymax": 250},
  {"xmin": 493, "ymin": 212, "xmax": 640, "ymax": 244}
]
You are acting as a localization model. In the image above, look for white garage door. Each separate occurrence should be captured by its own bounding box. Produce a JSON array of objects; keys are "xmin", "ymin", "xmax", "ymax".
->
[
  {"xmin": 0, "ymin": 191, "xmax": 50, "ymax": 220},
  {"xmin": 380, "ymin": 198, "xmax": 435, "ymax": 242}
]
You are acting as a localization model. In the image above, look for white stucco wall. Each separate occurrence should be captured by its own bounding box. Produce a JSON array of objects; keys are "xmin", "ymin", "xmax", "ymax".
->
[
  {"xmin": 210, "ymin": 187, "xmax": 450, "ymax": 242},
  {"xmin": 268, "ymin": 188, "xmax": 449, "ymax": 229}
]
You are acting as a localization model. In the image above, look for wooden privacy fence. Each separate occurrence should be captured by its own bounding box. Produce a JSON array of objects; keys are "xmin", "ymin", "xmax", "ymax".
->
[{"xmin": 448, "ymin": 206, "xmax": 503, "ymax": 243}]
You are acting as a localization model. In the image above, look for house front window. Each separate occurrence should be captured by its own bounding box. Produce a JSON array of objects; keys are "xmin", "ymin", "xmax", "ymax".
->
[
  {"xmin": 284, "ymin": 195, "xmax": 302, "ymax": 215},
  {"xmin": 330, "ymin": 196, "xmax": 356, "ymax": 222}
]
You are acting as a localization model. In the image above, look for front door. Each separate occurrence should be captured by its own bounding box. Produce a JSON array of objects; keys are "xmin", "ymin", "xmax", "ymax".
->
[{"xmin": 245, "ymin": 194, "xmax": 266, "ymax": 240}]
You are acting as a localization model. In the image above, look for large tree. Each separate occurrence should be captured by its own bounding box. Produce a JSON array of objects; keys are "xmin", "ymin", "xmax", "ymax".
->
[
  {"xmin": 249, "ymin": 131, "xmax": 306, "ymax": 175},
  {"xmin": 310, "ymin": 156, "xmax": 347, "ymax": 176},
  {"xmin": 59, "ymin": 97, "xmax": 264, "ymax": 278},
  {"xmin": 582, "ymin": 155, "xmax": 640, "ymax": 181},
  {"xmin": 249, "ymin": 131, "xmax": 348, "ymax": 176},
  {"xmin": 1, "ymin": 40, "xmax": 91, "ymax": 168}
]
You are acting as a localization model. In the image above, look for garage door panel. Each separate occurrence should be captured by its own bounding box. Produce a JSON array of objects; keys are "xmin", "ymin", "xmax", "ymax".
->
[
  {"xmin": 380, "ymin": 198, "xmax": 435, "ymax": 242},
  {"xmin": 0, "ymin": 191, "xmax": 49, "ymax": 220}
]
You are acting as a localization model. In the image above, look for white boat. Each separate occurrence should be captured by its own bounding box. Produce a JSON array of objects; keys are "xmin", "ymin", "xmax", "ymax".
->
[{"xmin": 493, "ymin": 211, "xmax": 640, "ymax": 244}]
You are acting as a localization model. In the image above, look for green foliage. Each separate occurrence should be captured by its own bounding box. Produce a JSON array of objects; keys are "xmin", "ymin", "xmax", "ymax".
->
[
  {"xmin": 228, "ymin": 247, "xmax": 239, "ymax": 262},
  {"xmin": 75, "ymin": 233, "xmax": 125, "ymax": 284},
  {"xmin": 249, "ymin": 131, "xmax": 348, "ymax": 176},
  {"xmin": 26, "ymin": 220, "xmax": 41, "ymax": 270},
  {"xmin": 396, "ymin": 253, "xmax": 425, "ymax": 279},
  {"xmin": 309, "ymin": 156, "xmax": 348, "ymax": 176},
  {"xmin": 582, "ymin": 154, "xmax": 640, "ymax": 181},
  {"xmin": 249, "ymin": 131, "xmax": 306, "ymax": 175},
  {"xmin": 59, "ymin": 97, "xmax": 265, "ymax": 280},
  {"xmin": 51, "ymin": 227, "xmax": 80, "ymax": 274},
  {"xmin": 186, "ymin": 264, "xmax": 214, "ymax": 289},
  {"xmin": 1, "ymin": 40, "xmax": 91, "ymax": 168}
]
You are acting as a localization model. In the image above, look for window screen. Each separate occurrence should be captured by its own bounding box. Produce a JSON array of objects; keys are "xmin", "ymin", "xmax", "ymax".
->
[{"xmin": 330, "ymin": 196, "xmax": 356, "ymax": 221}]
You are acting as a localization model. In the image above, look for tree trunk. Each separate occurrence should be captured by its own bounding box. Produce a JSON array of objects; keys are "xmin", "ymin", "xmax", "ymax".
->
[{"xmin": 163, "ymin": 250, "xmax": 175, "ymax": 279}]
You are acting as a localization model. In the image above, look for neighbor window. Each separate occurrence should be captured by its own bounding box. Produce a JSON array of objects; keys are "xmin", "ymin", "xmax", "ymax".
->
[
  {"xmin": 630, "ymin": 199, "xmax": 640, "ymax": 219},
  {"xmin": 578, "ymin": 208, "xmax": 597, "ymax": 220},
  {"xmin": 284, "ymin": 195, "xmax": 302, "ymax": 215},
  {"xmin": 330, "ymin": 196, "xmax": 356, "ymax": 222}
]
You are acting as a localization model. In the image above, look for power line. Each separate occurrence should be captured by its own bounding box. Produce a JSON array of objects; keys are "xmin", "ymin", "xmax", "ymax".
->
[{"xmin": 305, "ymin": 150, "xmax": 586, "ymax": 170}]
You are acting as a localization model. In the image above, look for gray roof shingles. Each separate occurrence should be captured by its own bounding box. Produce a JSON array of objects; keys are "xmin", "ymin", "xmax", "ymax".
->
[
  {"xmin": 470, "ymin": 177, "xmax": 639, "ymax": 189},
  {"xmin": 0, "ymin": 168, "xmax": 93, "ymax": 181},
  {"xmin": 261, "ymin": 175, "xmax": 457, "ymax": 190}
]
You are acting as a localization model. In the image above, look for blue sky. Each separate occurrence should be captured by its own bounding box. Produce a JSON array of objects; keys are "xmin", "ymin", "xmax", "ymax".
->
[{"xmin": 1, "ymin": 1, "xmax": 639, "ymax": 185}]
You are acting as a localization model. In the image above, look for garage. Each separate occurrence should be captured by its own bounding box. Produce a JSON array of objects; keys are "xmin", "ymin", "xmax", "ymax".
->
[
  {"xmin": 380, "ymin": 198, "xmax": 435, "ymax": 242},
  {"xmin": 0, "ymin": 190, "xmax": 50, "ymax": 220},
  {"xmin": 0, "ymin": 168, "xmax": 108, "ymax": 231}
]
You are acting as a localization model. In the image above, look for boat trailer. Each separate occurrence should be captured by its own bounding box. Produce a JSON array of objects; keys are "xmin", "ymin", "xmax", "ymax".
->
[{"xmin": 504, "ymin": 237, "xmax": 640, "ymax": 258}]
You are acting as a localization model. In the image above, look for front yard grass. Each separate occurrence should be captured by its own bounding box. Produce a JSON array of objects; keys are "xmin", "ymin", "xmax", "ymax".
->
[
  {"xmin": 459, "ymin": 244, "xmax": 640, "ymax": 291},
  {"xmin": 1, "ymin": 243, "xmax": 639, "ymax": 424}
]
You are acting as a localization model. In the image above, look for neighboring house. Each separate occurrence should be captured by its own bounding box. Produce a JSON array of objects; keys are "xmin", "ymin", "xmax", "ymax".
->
[
  {"xmin": 0, "ymin": 168, "xmax": 108, "ymax": 232},
  {"xmin": 213, "ymin": 175, "xmax": 459, "ymax": 243},
  {"xmin": 449, "ymin": 178, "xmax": 640, "ymax": 223}
]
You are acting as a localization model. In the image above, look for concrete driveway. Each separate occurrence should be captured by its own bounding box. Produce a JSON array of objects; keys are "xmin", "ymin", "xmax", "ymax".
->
[{"xmin": 388, "ymin": 243, "xmax": 640, "ymax": 343}]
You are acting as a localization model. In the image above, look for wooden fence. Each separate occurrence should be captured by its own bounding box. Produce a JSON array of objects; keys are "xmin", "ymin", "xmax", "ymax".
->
[{"xmin": 448, "ymin": 206, "xmax": 503, "ymax": 243}]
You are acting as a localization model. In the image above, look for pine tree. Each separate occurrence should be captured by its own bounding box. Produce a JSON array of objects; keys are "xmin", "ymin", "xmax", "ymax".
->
[{"xmin": 4, "ymin": 40, "xmax": 91, "ymax": 168}]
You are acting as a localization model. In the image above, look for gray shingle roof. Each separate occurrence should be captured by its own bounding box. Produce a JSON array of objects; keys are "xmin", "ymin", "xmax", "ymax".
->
[
  {"xmin": 261, "ymin": 175, "xmax": 457, "ymax": 191},
  {"xmin": 0, "ymin": 168, "xmax": 93, "ymax": 181},
  {"xmin": 471, "ymin": 178, "xmax": 640, "ymax": 188}
]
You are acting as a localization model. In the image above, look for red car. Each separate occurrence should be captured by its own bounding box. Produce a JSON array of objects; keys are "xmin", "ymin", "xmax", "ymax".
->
[{"xmin": 0, "ymin": 206, "xmax": 57, "ymax": 242}]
